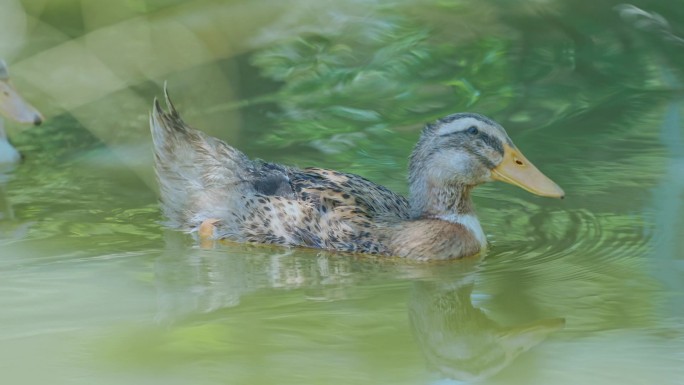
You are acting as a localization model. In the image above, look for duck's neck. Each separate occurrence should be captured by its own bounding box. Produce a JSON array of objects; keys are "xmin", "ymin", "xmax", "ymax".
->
[
  {"xmin": 409, "ymin": 178, "xmax": 486, "ymax": 247},
  {"xmin": 0, "ymin": 118, "xmax": 21, "ymax": 164},
  {"xmin": 409, "ymin": 176, "xmax": 475, "ymax": 217}
]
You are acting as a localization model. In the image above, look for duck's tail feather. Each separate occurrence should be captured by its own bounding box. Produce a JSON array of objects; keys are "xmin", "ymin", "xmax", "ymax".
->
[{"xmin": 150, "ymin": 86, "xmax": 253, "ymax": 230}]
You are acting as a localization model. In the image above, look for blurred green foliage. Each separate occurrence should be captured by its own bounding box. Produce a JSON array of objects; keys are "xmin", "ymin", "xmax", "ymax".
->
[
  {"xmin": 249, "ymin": 7, "xmax": 514, "ymax": 152},
  {"xmin": 246, "ymin": 2, "xmax": 677, "ymax": 133}
]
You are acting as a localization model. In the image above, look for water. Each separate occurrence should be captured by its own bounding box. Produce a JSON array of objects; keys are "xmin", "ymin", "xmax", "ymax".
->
[{"xmin": 1, "ymin": 0, "xmax": 683, "ymax": 384}]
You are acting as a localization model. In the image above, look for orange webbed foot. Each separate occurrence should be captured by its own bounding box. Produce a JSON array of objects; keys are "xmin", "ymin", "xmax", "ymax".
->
[{"xmin": 198, "ymin": 218, "xmax": 220, "ymax": 248}]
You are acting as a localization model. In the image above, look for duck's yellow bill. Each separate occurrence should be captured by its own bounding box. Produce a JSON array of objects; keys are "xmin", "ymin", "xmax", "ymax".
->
[{"xmin": 491, "ymin": 144, "xmax": 565, "ymax": 198}]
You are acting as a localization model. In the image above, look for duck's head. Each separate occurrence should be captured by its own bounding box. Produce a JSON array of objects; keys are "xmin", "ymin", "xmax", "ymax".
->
[
  {"xmin": 408, "ymin": 113, "xmax": 563, "ymax": 217},
  {"xmin": 0, "ymin": 60, "xmax": 43, "ymax": 126}
]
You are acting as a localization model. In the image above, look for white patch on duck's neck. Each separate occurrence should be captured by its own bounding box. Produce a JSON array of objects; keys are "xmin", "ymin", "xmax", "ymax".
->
[
  {"xmin": 436, "ymin": 213, "xmax": 487, "ymax": 248},
  {"xmin": 0, "ymin": 137, "xmax": 20, "ymax": 164},
  {"xmin": 0, "ymin": 120, "xmax": 21, "ymax": 164}
]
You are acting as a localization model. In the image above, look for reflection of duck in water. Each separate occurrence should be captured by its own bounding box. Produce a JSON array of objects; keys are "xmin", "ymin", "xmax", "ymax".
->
[
  {"xmin": 151, "ymin": 89, "xmax": 564, "ymax": 260},
  {"xmin": 0, "ymin": 60, "xmax": 43, "ymax": 166},
  {"xmin": 409, "ymin": 273, "xmax": 564, "ymax": 382}
]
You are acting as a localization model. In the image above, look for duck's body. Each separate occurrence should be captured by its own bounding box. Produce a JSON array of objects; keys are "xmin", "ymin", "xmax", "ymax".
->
[
  {"xmin": 0, "ymin": 60, "xmax": 43, "ymax": 166},
  {"xmin": 151, "ymin": 90, "xmax": 563, "ymax": 260}
]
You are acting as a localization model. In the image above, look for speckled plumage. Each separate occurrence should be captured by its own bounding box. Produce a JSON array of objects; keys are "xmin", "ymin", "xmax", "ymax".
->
[
  {"xmin": 151, "ymin": 93, "xmax": 413, "ymax": 255},
  {"xmin": 150, "ymin": 89, "xmax": 563, "ymax": 260}
]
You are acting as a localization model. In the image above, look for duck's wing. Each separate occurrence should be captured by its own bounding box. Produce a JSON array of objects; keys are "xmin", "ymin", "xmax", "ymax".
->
[
  {"xmin": 208, "ymin": 166, "xmax": 409, "ymax": 254},
  {"xmin": 290, "ymin": 167, "xmax": 410, "ymax": 222}
]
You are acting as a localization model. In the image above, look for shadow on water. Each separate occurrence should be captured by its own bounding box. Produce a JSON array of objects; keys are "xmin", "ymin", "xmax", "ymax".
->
[
  {"xmin": 651, "ymin": 89, "xmax": 684, "ymax": 315},
  {"xmin": 641, "ymin": 10, "xmax": 684, "ymax": 315}
]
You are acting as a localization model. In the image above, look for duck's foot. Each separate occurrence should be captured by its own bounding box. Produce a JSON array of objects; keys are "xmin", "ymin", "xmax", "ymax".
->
[{"xmin": 198, "ymin": 218, "xmax": 220, "ymax": 249}]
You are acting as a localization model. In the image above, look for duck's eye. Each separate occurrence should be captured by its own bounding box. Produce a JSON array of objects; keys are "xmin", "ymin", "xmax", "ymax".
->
[{"xmin": 466, "ymin": 126, "xmax": 479, "ymax": 135}]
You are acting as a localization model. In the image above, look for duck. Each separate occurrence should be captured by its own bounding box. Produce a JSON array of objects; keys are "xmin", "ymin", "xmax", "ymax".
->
[
  {"xmin": 0, "ymin": 60, "xmax": 43, "ymax": 165},
  {"xmin": 150, "ymin": 89, "xmax": 564, "ymax": 260}
]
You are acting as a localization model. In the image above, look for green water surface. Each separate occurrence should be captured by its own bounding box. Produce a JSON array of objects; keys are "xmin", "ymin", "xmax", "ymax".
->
[{"xmin": 1, "ymin": 1, "xmax": 683, "ymax": 384}]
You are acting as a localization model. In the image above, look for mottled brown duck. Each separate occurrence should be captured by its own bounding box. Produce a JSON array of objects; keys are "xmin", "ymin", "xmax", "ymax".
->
[{"xmin": 150, "ymin": 90, "xmax": 564, "ymax": 260}]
